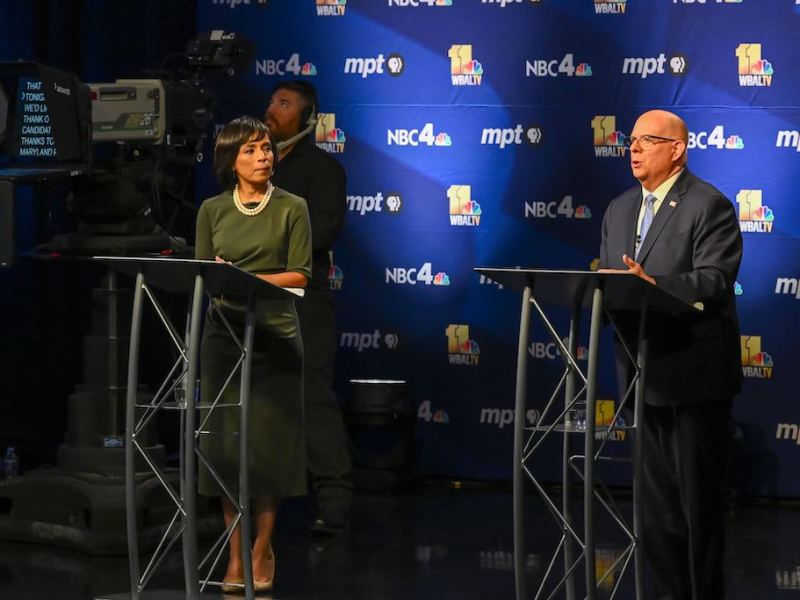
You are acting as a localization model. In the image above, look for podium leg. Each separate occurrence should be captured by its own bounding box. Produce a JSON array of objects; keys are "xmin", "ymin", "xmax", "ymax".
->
[
  {"xmin": 239, "ymin": 298, "xmax": 256, "ymax": 600},
  {"xmin": 513, "ymin": 285, "xmax": 532, "ymax": 600},
  {"xmin": 584, "ymin": 285, "xmax": 604, "ymax": 600},
  {"xmin": 125, "ymin": 271, "xmax": 146, "ymax": 599},
  {"xmin": 182, "ymin": 274, "xmax": 204, "ymax": 599},
  {"xmin": 633, "ymin": 309, "xmax": 649, "ymax": 599},
  {"xmin": 563, "ymin": 308, "xmax": 581, "ymax": 600}
]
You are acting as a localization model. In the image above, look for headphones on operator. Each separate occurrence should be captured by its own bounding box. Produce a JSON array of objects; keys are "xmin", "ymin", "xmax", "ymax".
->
[{"xmin": 275, "ymin": 99, "xmax": 318, "ymax": 151}]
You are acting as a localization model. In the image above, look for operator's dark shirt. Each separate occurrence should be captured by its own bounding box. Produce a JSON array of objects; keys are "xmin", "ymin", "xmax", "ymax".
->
[{"xmin": 271, "ymin": 136, "xmax": 346, "ymax": 295}]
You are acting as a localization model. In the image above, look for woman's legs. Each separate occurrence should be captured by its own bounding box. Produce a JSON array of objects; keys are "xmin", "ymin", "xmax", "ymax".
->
[
  {"xmin": 252, "ymin": 496, "xmax": 278, "ymax": 583},
  {"xmin": 222, "ymin": 496, "xmax": 278, "ymax": 583}
]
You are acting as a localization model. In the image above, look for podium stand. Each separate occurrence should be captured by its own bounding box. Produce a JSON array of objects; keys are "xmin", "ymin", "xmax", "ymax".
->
[
  {"xmin": 474, "ymin": 268, "xmax": 699, "ymax": 600},
  {"xmin": 96, "ymin": 256, "xmax": 300, "ymax": 600}
]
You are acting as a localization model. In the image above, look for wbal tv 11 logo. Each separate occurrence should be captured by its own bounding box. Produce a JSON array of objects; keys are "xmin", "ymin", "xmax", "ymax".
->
[
  {"xmin": 328, "ymin": 262, "xmax": 343, "ymax": 291},
  {"xmin": 316, "ymin": 0, "xmax": 346, "ymax": 16},
  {"xmin": 592, "ymin": 116, "xmax": 627, "ymax": 158},
  {"xmin": 741, "ymin": 335, "xmax": 773, "ymax": 379},
  {"xmin": 449, "ymin": 45, "xmax": 483, "ymax": 86},
  {"xmin": 736, "ymin": 43, "xmax": 773, "ymax": 87},
  {"xmin": 448, "ymin": 185, "xmax": 481, "ymax": 227},
  {"xmin": 736, "ymin": 190, "xmax": 774, "ymax": 233},
  {"xmin": 446, "ymin": 324, "xmax": 480, "ymax": 366},
  {"xmin": 594, "ymin": 0, "xmax": 626, "ymax": 14},
  {"xmin": 316, "ymin": 113, "xmax": 345, "ymax": 153}
]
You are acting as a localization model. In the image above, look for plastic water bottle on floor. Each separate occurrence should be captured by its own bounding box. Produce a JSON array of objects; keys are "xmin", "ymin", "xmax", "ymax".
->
[{"xmin": 2, "ymin": 447, "xmax": 19, "ymax": 479}]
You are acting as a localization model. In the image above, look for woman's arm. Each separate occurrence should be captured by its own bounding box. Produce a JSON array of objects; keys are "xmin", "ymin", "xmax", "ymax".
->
[{"xmin": 257, "ymin": 271, "xmax": 308, "ymax": 288}]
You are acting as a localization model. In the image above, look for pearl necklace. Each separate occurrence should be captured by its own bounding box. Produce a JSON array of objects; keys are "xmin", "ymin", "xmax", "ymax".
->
[{"xmin": 233, "ymin": 182, "xmax": 274, "ymax": 217}]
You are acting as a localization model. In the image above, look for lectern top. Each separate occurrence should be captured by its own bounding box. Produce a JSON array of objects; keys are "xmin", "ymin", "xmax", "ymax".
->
[
  {"xmin": 96, "ymin": 256, "xmax": 299, "ymax": 301},
  {"xmin": 474, "ymin": 267, "xmax": 700, "ymax": 316}
]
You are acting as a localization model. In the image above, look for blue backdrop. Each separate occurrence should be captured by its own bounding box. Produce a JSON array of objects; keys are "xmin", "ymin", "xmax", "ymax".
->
[{"xmin": 197, "ymin": 0, "xmax": 800, "ymax": 497}]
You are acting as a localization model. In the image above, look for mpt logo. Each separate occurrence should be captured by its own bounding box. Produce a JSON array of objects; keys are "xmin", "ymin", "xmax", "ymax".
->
[
  {"xmin": 347, "ymin": 192, "xmax": 402, "ymax": 215},
  {"xmin": 344, "ymin": 53, "xmax": 404, "ymax": 78},
  {"xmin": 340, "ymin": 330, "xmax": 399, "ymax": 352},
  {"xmin": 481, "ymin": 125, "xmax": 542, "ymax": 148},
  {"xmin": 687, "ymin": 125, "xmax": 743, "ymax": 150},
  {"xmin": 255, "ymin": 53, "xmax": 317, "ymax": 77},
  {"xmin": 622, "ymin": 54, "xmax": 687, "ymax": 78},
  {"xmin": 525, "ymin": 195, "xmax": 591, "ymax": 219},
  {"xmin": 213, "ymin": 0, "xmax": 268, "ymax": 7},
  {"xmin": 387, "ymin": 123, "xmax": 452, "ymax": 146},
  {"xmin": 386, "ymin": 262, "xmax": 450, "ymax": 286},
  {"xmin": 776, "ymin": 129, "xmax": 800, "ymax": 152},
  {"xmin": 526, "ymin": 53, "xmax": 592, "ymax": 77},
  {"xmin": 481, "ymin": 0, "xmax": 524, "ymax": 5},
  {"xmin": 775, "ymin": 277, "xmax": 800, "ymax": 300}
]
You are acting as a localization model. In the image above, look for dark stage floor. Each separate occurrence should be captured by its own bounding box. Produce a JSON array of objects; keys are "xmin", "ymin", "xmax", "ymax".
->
[{"xmin": 0, "ymin": 482, "xmax": 798, "ymax": 599}]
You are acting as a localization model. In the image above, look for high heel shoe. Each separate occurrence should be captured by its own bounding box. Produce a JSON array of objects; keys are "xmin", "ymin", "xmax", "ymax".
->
[
  {"xmin": 253, "ymin": 546, "xmax": 275, "ymax": 592},
  {"xmin": 220, "ymin": 578, "xmax": 244, "ymax": 593}
]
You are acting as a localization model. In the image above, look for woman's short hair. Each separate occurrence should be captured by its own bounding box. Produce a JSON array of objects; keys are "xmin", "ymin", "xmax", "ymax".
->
[{"xmin": 214, "ymin": 116, "xmax": 278, "ymax": 189}]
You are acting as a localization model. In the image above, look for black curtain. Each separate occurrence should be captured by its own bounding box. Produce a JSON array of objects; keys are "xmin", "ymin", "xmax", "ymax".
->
[{"xmin": 0, "ymin": 0, "xmax": 197, "ymax": 468}]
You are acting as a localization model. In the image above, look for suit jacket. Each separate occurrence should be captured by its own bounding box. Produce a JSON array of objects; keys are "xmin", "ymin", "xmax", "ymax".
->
[{"xmin": 599, "ymin": 169, "xmax": 743, "ymax": 405}]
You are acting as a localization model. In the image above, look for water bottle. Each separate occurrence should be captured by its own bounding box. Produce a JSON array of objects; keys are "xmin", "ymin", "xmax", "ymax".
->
[{"xmin": 2, "ymin": 447, "xmax": 19, "ymax": 479}]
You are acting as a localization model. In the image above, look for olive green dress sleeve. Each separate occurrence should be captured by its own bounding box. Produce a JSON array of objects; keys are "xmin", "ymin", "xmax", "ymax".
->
[
  {"xmin": 286, "ymin": 199, "xmax": 312, "ymax": 280},
  {"xmin": 195, "ymin": 200, "xmax": 213, "ymax": 260}
]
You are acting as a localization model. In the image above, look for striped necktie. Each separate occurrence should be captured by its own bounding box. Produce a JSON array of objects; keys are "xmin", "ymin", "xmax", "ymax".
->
[{"xmin": 636, "ymin": 194, "xmax": 656, "ymax": 259}]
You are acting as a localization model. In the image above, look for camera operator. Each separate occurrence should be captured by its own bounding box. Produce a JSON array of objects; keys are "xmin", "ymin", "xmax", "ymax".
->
[{"xmin": 264, "ymin": 81, "xmax": 351, "ymax": 536}]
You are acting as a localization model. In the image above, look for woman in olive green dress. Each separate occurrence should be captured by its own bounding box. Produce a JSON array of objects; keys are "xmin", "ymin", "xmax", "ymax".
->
[{"xmin": 195, "ymin": 116, "xmax": 311, "ymax": 592}]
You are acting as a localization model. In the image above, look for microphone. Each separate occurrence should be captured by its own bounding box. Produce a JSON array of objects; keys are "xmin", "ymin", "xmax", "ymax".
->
[{"xmin": 276, "ymin": 106, "xmax": 317, "ymax": 151}]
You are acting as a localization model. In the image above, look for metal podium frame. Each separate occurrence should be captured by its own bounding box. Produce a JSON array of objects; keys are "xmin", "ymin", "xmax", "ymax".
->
[
  {"xmin": 98, "ymin": 256, "xmax": 300, "ymax": 600},
  {"xmin": 475, "ymin": 268, "xmax": 699, "ymax": 600}
]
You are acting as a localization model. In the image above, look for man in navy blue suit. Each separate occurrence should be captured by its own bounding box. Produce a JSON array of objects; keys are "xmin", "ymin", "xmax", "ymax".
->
[{"xmin": 599, "ymin": 110, "xmax": 742, "ymax": 599}]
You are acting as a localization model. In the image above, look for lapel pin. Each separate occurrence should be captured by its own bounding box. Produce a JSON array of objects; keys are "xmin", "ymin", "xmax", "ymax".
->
[{"xmin": 669, "ymin": 200, "xmax": 677, "ymax": 208}]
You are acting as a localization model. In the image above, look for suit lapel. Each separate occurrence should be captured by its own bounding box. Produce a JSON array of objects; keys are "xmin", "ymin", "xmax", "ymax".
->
[
  {"xmin": 620, "ymin": 189, "xmax": 641, "ymax": 260},
  {"xmin": 636, "ymin": 171, "xmax": 689, "ymax": 264}
]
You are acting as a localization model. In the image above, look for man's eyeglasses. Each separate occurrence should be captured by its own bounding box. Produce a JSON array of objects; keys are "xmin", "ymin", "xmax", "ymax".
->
[{"xmin": 624, "ymin": 135, "xmax": 679, "ymax": 150}]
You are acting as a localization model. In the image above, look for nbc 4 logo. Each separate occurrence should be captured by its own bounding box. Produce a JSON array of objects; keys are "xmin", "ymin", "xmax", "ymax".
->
[
  {"xmin": 316, "ymin": 0, "xmax": 346, "ymax": 16},
  {"xmin": 446, "ymin": 324, "xmax": 480, "ymax": 366},
  {"xmin": 255, "ymin": 53, "xmax": 317, "ymax": 77},
  {"xmin": 526, "ymin": 53, "xmax": 592, "ymax": 77},
  {"xmin": 736, "ymin": 43, "xmax": 773, "ymax": 87},
  {"xmin": 386, "ymin": 262, "xmax": 451, "ymax": 286},
  {"xmin": 525, "ymin": 195, "xmax": 591, "ymax": 219},
  {"xmin": 736, "ymin": 190, "xmax": 774, "ymax": 233},
  {"xmin": 741, "ymin": 335, "xmax": 773, "ymax": 379},
  {"xmin": 387, "ymin": 123, "xmax": 452, "ymax": 147},
  {"xmin": 592, "ymin": 116, "xmax": 626, "ymax": 158},
  {"xmin": 448, "ymin": 185, "xmax": 481, "ymax": 227},
  {"xmin": 316, "ymin": 113, "xmax": 345, "ymax": 153},
  {"xmin": 687, "ymin": 125, "xmax": 743, "ymax": 150},
  {"xmin": 449, "ymin": 45, "xmax": 483, "ymax": 86}
]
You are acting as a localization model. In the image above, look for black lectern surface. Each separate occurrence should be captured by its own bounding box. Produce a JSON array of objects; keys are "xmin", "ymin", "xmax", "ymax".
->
[
  {"xmin": 95, "ymin": 256, "xmax": 299, "ymax": 300},
  {"xmin": 475, "ymin": 267, "xmax": 700, "ymax": 316}
]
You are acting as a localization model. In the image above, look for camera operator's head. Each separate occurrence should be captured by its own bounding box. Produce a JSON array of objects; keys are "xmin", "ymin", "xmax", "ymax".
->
[{"xmin": 264, "ymin": 81, "xmax": 318, "ymax": 154}]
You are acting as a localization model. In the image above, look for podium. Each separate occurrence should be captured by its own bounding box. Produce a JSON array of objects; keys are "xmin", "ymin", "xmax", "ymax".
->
[
  {"xmin": 474, "ymin": 268, "xmax": 700, "ymax": 600},
  {"xmin": 95, "ymin": 256, "xmax": 300, "ymax": 600}
]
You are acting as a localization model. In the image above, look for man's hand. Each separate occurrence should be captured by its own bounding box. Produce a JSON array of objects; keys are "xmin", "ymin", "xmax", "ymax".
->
[{"xmin": 597, "ymin": 254, "xmax": 656, "ymax": 285}]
